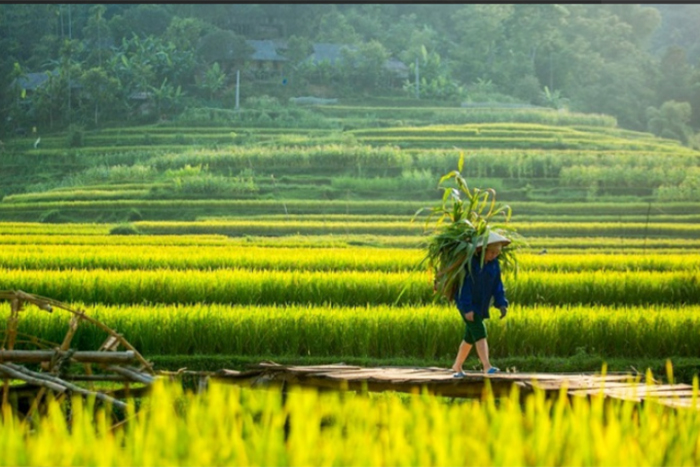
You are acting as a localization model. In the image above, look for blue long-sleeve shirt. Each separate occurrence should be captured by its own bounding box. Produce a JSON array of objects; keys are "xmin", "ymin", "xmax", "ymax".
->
[{"xmin": 455, "ymin": 257, "xmax": 508, "ymax": 320}]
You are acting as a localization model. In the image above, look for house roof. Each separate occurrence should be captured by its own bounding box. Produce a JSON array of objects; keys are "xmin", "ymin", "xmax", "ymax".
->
[
  {"xmin": 384, "ymin": 57, "xmax": 409, "ymax": 78},
  {"xmin": 303, "ymin": 43, "xmax": 408, "ymax": 77},
  {"xmin": 306, "ymin": 43, "xmax": 355, "ymax": 65},
  {"xmin": 246, "ymin": 39, "xmax": 287, "ymax": 62},
  {"xmin": 15, "ymin": 72, "xmax": 55, "ymax": 91},
  {"xmin": 128, "ymin": 91, "xmax": 153, "ymax": 100}
]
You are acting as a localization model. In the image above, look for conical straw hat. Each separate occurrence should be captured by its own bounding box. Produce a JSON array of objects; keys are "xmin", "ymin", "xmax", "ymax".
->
[{"xmin": 487, "ymin": 231, "xmax": 511, "ymax": 246}]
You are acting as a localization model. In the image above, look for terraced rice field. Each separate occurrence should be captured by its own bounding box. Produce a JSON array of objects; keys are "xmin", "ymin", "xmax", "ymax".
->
[
  {"xmin": 2, "ymin": 105, "xmax": 700, "ymax": 465},
  {"xmin": 2, "ymin": 222, "xmax": 698, "ymax": 363}
]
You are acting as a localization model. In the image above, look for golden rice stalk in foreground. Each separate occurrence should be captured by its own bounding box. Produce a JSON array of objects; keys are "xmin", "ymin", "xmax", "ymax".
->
[{"xmin": 1, "ymin": 379, "xmax": 699, "ymax": 466}]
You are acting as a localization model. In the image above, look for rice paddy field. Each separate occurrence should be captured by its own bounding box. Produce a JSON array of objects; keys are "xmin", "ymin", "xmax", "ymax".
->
[
  {"xmin": 3, "ymin": 380, "xmax": 700, "ymax": 467},
  {"xmin": 2, "ymin": 104, "xmax": 700, "ymax": 465},
  {"xmin": 1, "ymin": 223, "xmax": 699, "ymax": 362}
]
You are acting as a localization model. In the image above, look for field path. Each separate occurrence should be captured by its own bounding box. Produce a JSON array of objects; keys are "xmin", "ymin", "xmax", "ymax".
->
[{"xmin": 195, "ymin": 362, "xmax": 700, "ymax": 409}]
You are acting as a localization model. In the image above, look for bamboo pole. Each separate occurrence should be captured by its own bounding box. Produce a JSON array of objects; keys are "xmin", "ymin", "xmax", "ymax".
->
[
  {"xmin": 106, "ymin": 365, "xmax": 155, "ymax": 385},
  {"xmin": 0, "ymin": 364, "xmax": 66, "ymax": 392},
  {"xmin": 2, "ymin": 290, "xmax": 154, "ymax": 374},
  {"xmin": 60, "ymin": 314, "xmax": 83, "ymax": 351},
  {"xmin": 0, "ymin": 350, "xmax": 136, "ymax": 364},
  {"xmin": 61, "ymin": 374, "xmax": 130, "ymax": 382},
  {"xmin": 2, "ymin": 363, "xmax": 127, "ymax": 409}
]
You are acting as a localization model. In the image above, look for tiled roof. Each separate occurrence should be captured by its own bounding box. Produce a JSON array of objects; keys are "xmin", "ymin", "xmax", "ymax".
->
[
  {"xmin": 15, "ymin": 72, "xmax": 54, "ymax": 91},
  {"xmin": 307, "ymin": 43, "xmax": 355, "ymax": 65},
  {"xmin": 246, "ymin": 39, "xmax": 287, "ymax": 62}
]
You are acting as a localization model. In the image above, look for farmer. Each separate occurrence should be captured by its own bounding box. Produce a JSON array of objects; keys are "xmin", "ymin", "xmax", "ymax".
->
[{"xmin": 451, "ymin": 231, "xmax": 510, "ymax": 376}]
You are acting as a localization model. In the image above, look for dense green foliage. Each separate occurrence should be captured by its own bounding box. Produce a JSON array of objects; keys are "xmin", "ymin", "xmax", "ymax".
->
[
  {"xmin": 4, "ymin": 245, "xmax": 700, "ymax": 273},
  {"xmin": 2, "ymin": 4, "xmax": 700, "ymax": 143}
]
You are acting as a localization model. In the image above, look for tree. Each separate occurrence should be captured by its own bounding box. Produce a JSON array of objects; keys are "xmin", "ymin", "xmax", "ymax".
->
[
  {"xmin": 78, "ymin": 66, "xmax": 120, "ymax": 126},
  {"xmin": 689, "ymin": 70, "xmax": 700, "ymax": 129},
  {"xmin": 123, "ymin": 4, "xmax": 172, "ymax": 38},
  {"xmin": 647, "ymin": 100, "xmax": 694, "ymax": 145},
  {"xmin": 286, "ymin": 35, "xmax": 313, "ymax": 66},
  {"xmin": 82, "ymin": 5, "xmax": 112, "ymax": 68},
  {"xmin": 610, "ymin": 4, "xmax": 661, "ymax": 48},
  {"xmin": 447, "ymin": 4, "xmax": 512, "ymax": 85},
  {"xmin": 109, "ymin": 39, "xmax": 155, "ymax": 97},
  {"xmin": 109, "ymin": 34, "xmax": 196, "ymax": 102},
  {"xmin": 199, "ymin": 62, "xmax": 226, "ymax": 100},
  {"xmin": 555, "ymin": 5, "xmax": 659, "ymax": 130},
  {"xmin": 197, "ymin": 30, "xmax": 252, "ymax": 69},
  {"xmin": 511, "ymin": 74, "xmax": 542, "ymax": 104},
  {"xmin": 57, "ymin": 39, "xmax": 84, "ymax": 127},
  {"xmin": 0, "ymin": 4, "xmax": 58, "ymax": 68},
  {"xmin": 175, "ymin": 5, "xmax": 234, "ymax": 30},
  {"xmin": 338, "ymin": 40, "xmax": 390, "ymax": 93},
  {"xmin": 4, "ymin": 62, "xmax": 28, "ymax": 132},
  {"xmin": 649, "ymin": 5, "xmax": 700, "ymax": 64},
  {"xmin": 502, "ymin": 5, "xmax": 568, "ymax": 93},
  {"xmin": 315, "ymin": 12, "xmax": 360, "ymax": 44},
  {"xmin": 656, "ymin": 46, "xmax": 692, "ymax": 104},
  {"xmin": 149, "ymin": 78, "xmax": 185, "ymax": 118},
  {"xmin": 163, "ymin": 16, "xmax": 207, "ymax": 52},
  {"xmin": 344, "ymin": 5, "xmax": 385, "ymax": 42},
  {"xmin": 403, "ymin": 46, "xmax": 462, "ymax": 101},
  {"xmin": 31, "ymin": 71, "xmax": 63, "ymax": 129},
  {"xmin": 386, "ymin": 14, "xmax": 439, "ymax": 61},
  {"xmin": 540, "ymin": 86, "xmax": 568, "ymax": 110}
]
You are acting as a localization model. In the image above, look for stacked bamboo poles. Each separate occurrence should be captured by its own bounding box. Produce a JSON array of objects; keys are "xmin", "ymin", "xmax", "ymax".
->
[{"xmin": 0, "ymin": 290, "xmax": 155, "ymax": 415}]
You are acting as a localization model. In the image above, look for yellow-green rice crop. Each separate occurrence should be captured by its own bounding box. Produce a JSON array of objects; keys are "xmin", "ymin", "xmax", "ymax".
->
[
  {"xmin": 358, "ymin": 135, "xmax": 680, "ymax": 152},
  {"xmin": 2, "ymin": 189, "xmax": 150, "ymax": 203},
  {"xmin": 0, "ymin": 234, "xmax": 234, "ymax": 246},
  {"xmin": 3, "ymin": 200, "xmax": 700, "ymax": 220},
  {"xmin": 204, "ymin": 212, "xmax": 700, "ymax": 223},
  {"xmin": 6, "ymin": 303, "xmax": 700, "ymax": 359},
  {"xmin": 0, "ymin": 268, "xmax": 698, "ymax": 306},
  {"xmin": 0, "ymin": 244, "xmax": 699, "ymax": 273},
  {"xmin": 316, "ymin": 105, "xmax": 620, "ymax": 127},
  {"xmin": 0, "ymin": 233, "xmax": 698, "ymax": 252},
  {"xmin": 127, "ymin": 219, "xmax": 700, "ymax": 239},
  {"xmin": 2, "ymin": 217, "xmax": 700, "ymax": 244},
  {"xmin": 0, "ymin": 268, "xmax": 426, "ymax": 306},
  {"xmin": 0, "ymin": 245, "xmax": 420, "ymax": 272},
  {"xmin": 0, "ymin": 223, "xmax": 109, "ymax": 235},
  {"xmin": 1, "ymin": 380, "xmax": 699, "ymax": 466}
]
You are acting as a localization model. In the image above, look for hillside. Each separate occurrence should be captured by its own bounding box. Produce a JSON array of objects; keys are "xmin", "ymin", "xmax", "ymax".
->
[
  {"xmin": 2, "ymin": 100, "xmax": 700, "ymax": 388},
  {"xmin": 1, "ymin": 103, "xmax": 698, "ymax": 226},
  {"xmin": 2, "ymin": 4, "xmax": 700, "ymax": 143}
]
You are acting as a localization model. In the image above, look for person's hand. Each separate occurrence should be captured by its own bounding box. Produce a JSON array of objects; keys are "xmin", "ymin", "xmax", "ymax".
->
[
  {"xmin": 499, "ymin": 307, "xmax": 508, "ymax": 320},
  {"xmin": 464, "ymin": 311, "xmax": 474, "ymax": 322}
]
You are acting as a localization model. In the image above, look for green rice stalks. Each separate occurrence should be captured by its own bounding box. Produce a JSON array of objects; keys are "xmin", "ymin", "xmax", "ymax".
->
[{"xmin": 416, "ymin": 152, "xmax": 521, "ymax": 300}]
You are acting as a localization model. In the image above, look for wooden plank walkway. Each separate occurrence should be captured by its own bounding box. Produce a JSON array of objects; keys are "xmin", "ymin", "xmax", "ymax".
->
[{"xmin": 211, "ymin": 362, "xmax": 699, "ymax": 409}]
